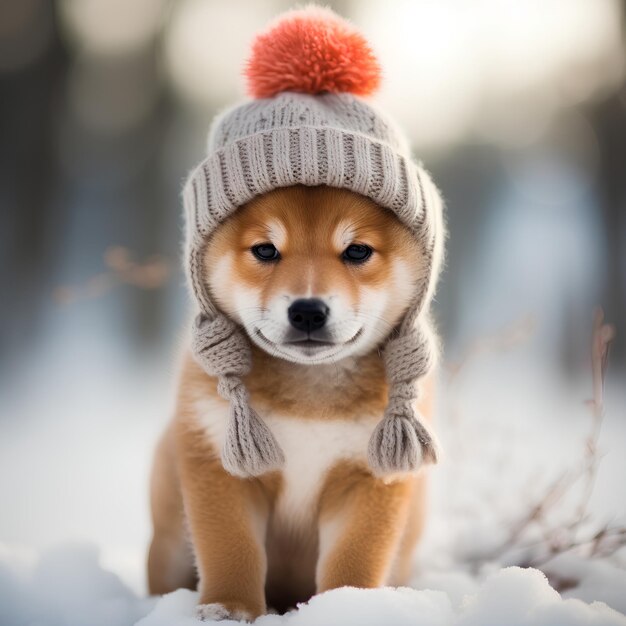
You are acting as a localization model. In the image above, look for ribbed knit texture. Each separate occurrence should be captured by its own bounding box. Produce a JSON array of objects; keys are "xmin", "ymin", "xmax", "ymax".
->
[{"xmin": 184, "ymin": 91, "xmax": 444, "ymax": 478}]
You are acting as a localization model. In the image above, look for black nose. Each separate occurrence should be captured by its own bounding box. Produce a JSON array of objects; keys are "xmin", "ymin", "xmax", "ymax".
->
[{"xmin": 288, "ymin": 298, "xmax": 329, "ymax": 332}]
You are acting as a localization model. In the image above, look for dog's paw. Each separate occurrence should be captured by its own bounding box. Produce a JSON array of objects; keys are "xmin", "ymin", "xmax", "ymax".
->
[
  {"xmin": 196, "ymin": 603, "xmax": 230, "ymax": 621},
  {"xmin": 196, "ymin": 602, "xmax": 254, "ymax": 622}
]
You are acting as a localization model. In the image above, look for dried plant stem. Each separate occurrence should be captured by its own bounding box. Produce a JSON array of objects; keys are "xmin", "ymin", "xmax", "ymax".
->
[
  {"xmin": 54, "ymin": 246, "xmax": 170, "ymax": 305},
  {"xmin": 464, "ymin": 309, "xmax": 620, "ymax": 573}
]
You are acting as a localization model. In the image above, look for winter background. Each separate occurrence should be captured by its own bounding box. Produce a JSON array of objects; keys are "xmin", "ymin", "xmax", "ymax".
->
[{"xmin": 1, "ymin": 1, "xmax": 626, "ymax": 624}]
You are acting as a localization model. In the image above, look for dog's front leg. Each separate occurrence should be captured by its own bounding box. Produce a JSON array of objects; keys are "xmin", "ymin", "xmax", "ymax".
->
[
  {"xmin": 176, "ymin": 421, "xmax": 269, "ymax": 621},
  {"xmin": 316, "ymin": 467, "xmax": 413, "ymax": 592}
]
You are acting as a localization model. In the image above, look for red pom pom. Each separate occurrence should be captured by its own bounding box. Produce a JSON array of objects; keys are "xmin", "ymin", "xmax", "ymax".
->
[{"xmin": 245, "ymin": 6, "xmax": 381, "ymax": 99}]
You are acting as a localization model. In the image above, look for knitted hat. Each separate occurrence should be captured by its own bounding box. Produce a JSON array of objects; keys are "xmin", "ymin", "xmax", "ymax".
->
[{"xmin": 182, "ymin": 6, "xmax": 445, "ymax": 479}]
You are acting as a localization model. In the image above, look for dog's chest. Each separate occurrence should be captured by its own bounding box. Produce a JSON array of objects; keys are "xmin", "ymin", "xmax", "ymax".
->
[{"xmin": 195, "ymin": 397, "xmax": 378, "ymax": 525}]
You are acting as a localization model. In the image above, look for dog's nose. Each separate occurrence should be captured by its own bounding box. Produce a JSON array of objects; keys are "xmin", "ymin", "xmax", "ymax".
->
[{"xmin": 288, "ymin": 298, "xmax": 329, "ymax": 332}]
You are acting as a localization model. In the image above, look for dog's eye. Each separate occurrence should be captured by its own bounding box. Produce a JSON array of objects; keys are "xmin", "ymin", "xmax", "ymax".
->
[
  {"xmin": 251, "ymin": 243, "xmax": 280, "ymax": 261},
  {"xmin": 342, "ymin": 244, "xmax": 373, "ymax": 263}
]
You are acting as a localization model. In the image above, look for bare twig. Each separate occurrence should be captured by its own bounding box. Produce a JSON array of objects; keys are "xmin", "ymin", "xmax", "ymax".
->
[
  {"xmin": 571, "ymin": 309, "xmax": 616, "ymax": 536},
  {"xmin": 464, "ymin": 309, "xmax": 621, "ymax": 573},
  {"xmin": 54, "ymin": 246, "xmax": 170, "ymax": 305},
  {"xmin": 522, "ymin": 525, "xmax": 626, "ymax": 569}
]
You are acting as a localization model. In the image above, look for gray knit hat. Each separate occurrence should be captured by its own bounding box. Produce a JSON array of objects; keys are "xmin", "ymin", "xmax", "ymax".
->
[{"xmin": 182, "ymin": 6, "xmax": 444, "ymax": 478}]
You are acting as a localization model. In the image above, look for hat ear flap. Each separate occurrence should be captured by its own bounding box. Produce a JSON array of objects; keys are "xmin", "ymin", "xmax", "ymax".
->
[
  {"xmin": 368, "ymin": 324, "xmax": 439, "ymax": 476},
  {"xmin": 192, "ymin": 314, "xmax": 285, "ymax": 477}
]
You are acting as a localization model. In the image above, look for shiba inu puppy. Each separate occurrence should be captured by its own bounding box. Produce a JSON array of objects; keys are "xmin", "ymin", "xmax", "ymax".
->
[
  {"xmin": 148, "ymin": 185, "xmax": 437, "ymax": 620},
  {"xmin": 147, "ymin": 6, "xmax": 444, "ymax": 622}
]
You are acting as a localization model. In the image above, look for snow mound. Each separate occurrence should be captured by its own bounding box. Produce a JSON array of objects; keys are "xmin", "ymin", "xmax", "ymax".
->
[
  {"xmin": 137, "ymin": 567, "xmax": 626, "ymax": 626},
  {"xmin": 1, "ymin": 544, "xmax": 625, "ymax": 626},
  {"xmin": 139, "ymin": 567, "xmax": 626, "ymax": 626},
  {"xmin": 4, "ymin": 543, "xmax": 623, "ymax": 626}
]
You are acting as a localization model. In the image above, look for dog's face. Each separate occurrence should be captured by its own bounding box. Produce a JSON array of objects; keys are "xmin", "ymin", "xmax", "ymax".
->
[{"xmin": 205, "ymin": 185, "xmax": 425, "ymax": 365}]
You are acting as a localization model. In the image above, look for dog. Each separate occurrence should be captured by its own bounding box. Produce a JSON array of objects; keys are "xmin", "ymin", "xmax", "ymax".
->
[
  {"xmin": 147, "ymin": 185, "xmax": 437, "ymax": 620},
  {"xmin": 147, "ymin": 5, "xmax": 445, "ymax": 621}
]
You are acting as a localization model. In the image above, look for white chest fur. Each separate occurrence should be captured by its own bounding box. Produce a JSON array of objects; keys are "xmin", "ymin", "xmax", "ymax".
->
[{"xmin": 194, "ymin": 396, "xmax": 379, "ymax": 527}]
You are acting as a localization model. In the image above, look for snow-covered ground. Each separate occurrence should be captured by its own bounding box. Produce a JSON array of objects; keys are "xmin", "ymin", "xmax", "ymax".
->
[
  {"xmin": 1, "ymin": 311, "xmax": 625, "ymax": 625},
  {"xmin": 3, "ymin": 549, "xmax": 626, "ymax": 626}
]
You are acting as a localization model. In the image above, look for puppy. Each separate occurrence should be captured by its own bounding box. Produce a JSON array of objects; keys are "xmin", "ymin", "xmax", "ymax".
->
[{"xmin": 147, "ymin": 185, "xmax": 436, "ymax": 620}]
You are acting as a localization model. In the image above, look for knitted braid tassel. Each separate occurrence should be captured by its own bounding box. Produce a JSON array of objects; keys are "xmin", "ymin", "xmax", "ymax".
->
[
  {"xmin": 192, "ymin": 314, "xmax": 285, "ymax": 478},
  {"xmin": 367, "ymin": 323, "xmax": 439, "ymax": 476}
]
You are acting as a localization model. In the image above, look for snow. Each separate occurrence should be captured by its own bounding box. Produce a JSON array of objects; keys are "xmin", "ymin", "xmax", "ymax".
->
[
  {"xmin": 1, "ymin": 545, "xmax": 625, "ymax": 625},
  {"xmin": 137, "ymin": 567, "xmax": 626, "ymax": 625},
  {"xmin": 0, "ymin": 544, "xmax": 155, "ymax": 626},
  {"xmin": 543, "ymin": 553, "xmax": 626, "ymax": 615}
]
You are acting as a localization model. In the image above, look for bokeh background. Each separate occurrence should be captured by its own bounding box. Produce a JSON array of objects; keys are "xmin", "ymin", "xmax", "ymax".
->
[{"xmin": 1, "ymin": 0, "xmax": 625, "ymax": 594}]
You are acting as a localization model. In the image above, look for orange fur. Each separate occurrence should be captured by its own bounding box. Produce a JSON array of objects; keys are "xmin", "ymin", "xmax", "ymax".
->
[
  {"xmin": 148, "ymin": 186, "xmax": 435, "ymax": 619},
  {"xmin": 205, "ymin": 186, "xmax": 424, "ymax": 311}
]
